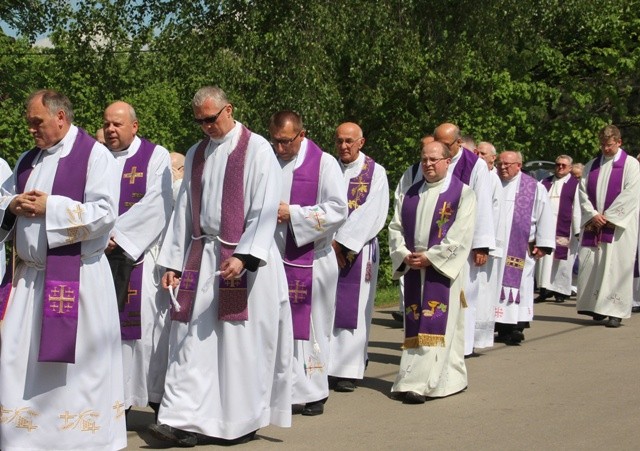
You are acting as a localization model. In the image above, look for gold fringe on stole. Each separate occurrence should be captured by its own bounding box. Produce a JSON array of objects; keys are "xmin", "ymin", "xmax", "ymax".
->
[
  {"xmin": 402, "ymin": 333, "xmax": 445, "ymax": 349},
  {"xmin": 460, "ymin": 290, "xmax": 467, "ymax": 308}
]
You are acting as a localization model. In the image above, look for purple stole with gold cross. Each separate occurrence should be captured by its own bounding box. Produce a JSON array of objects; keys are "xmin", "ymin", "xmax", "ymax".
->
[
  {"xmin": 334, "ymin": 155, "xmax": 376, "ymax": 329},
  {"xmin": 582, "ymin": 150, "xmax": 627, "ymax": 247},
  {"xmin": 171, "ymin": 126, "xmax": 251, "ymax": 322},
  {"xmin": 284, "ymin": 140, "xmax": 323, "ymax": 340},
  {"xmin": 541, "ymin": 175, "xmax": 579, "ymax": 260},
  {"xmin": 13, "ymin": 128, "xmax": 94, "ymax": 363},
  {"xmin": 500, "ymin": 173, "xmax": 537, "ymax": 304},
  {"xmin": 401, "ymin": 176, "xmax": 464, "ymax": 348},
  {"xmin": 118, "ymin": 138, "xmax": 155, "ymax": 340}
]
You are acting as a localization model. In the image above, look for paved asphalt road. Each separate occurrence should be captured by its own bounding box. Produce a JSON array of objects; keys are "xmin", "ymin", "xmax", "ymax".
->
[{"xmin": 126, "ymin": 297, "xmax": 640, "ymax": 450}]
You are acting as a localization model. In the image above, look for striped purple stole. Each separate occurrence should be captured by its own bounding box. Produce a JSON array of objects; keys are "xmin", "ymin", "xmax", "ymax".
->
[
  {"xmin": 284, "ymin": 140, "xmax": 323, "ymax": 340},
  {"xmin": 541, "ymin": 175, "xmax": 579, "ymax": 260},
  {"xmin": 117, "ymin": 138, "xmax": 155, "ymax": 340},
  {"xmin": 334, "ymin": 155, "xmax": 376, "ymax": 329},
  {"xmin": 452, "ymin": 147, "xmax": 478, "ymax": 185},
  {"xmin": 14, "ymin": 128, "xmax": 94, "ymax": 363},
  {"xmin": 582, "ymin": 151, "xmax": 627, "ymax": 247},
  {"xmin": 171, "ymin": 126, "xmax": 251, "ymax": 322},
  {"xmin": 500, "ymin": 173, "xmax": 537, "ymax": 304},
  {"xmin": 401, "ymin": 176, "xmax": 464, "ymax": 348}
]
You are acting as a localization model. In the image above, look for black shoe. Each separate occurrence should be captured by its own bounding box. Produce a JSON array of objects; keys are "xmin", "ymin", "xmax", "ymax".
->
[
  {"xmin": 632, "ymin": 306, "xmax": 640, "ymax": 313},
  {"xmin": 605, "ymin": 317, "xmax": 622, "ymax": 328},
  {"xmin": 592, "ymin": 313, "xmax": 606, "ymax": 321},
  {"xmin": 148, "ymin": 423, "xmax": 198, "ymax": 447},
  {"xmin": 506, "ymin": 330, "xmax": 524, "ymax": 346},
  {"xmin": 534, "ymin": 289, "xmax": 551, "ymax": 303},
  {"xmin": 554, "ymin": 295, "xmax": 567, "ymax": 303},
  {"xmin": 301, "ymin": 398, "xmax": 327, "ymax": 416},
  {"xmin": 403, "ymin": 391, "xmax": 426, "ymax": 404},
  {"xmin": 391, "ymin": 310, "xmax": 404, "ymax": 322},
  {"xmin": 334, "ymin": 379, "xmax": 356, "ymax": 393}
]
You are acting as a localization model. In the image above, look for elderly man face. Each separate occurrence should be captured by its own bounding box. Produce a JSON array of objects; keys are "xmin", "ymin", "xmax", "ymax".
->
[
  {"xmin": 103, "ymin": 101, "xmax": 138, "ymax": 152},
  {"xmin": 421, "ymin": 141, "xmax": 451, "ymax": 183},
  {"xmin": 335, "ymin": 122, "xmax": 364, "ymax": 164},
  {"xmin": 554, "ymin": 157, "xmax": 572, "ymax": 178},
  {"xmin": 476, "ymin": 143, "xmax": 496, "ymax": 169},
  {"xmin": 26, "ymin": 94, "xmax": 67, "ymax": 149},
  {"xmin": 497, "ymin": 151, "xmax": 522, "ymax": 182}
]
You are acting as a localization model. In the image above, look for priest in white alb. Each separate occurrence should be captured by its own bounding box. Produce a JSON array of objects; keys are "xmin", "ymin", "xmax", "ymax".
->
[
  {"xmin": 0, "ymin": 90, "xmax": 126, "ymax": 450},
  {"xmin": 389, "ymin": 140, "xmax": 476, "ymax": 404},
  {"xmin": 577, "ymin": 125, "xmax": 640, "ymax": 328}
]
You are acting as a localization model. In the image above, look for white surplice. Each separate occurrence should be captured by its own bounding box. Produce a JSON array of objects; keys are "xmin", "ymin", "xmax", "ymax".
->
[
  {"xmin": 535, "ymin": 173, "xmax": 581, "ymax": 296},
  {"xmin": 0, "ymin": 157, "xmax": 11, "ymax": 281},
  {"xmin": 0, "ymin": 125, "xmax": 126, "ymax": 451},
  {"xmin": 473, "ymin": 170, "xmax": 504, "ymax": 349},
  {"xmin": 329, "ymin": 152, "xmax": 389, "ymax": 380},
  {"xmin": 276, "ymin": 138, "xmax": 347, "ymax": 405},
  {"xmin": 109, "ymin": 136, "xmax": 173, "ymax": 409},
  {"xmin": 577, "ymin": 151, "xmax": 640, "ymax": 318},
  {"xmin": 389, "ymin": 175, "xmax": 476, "ymax": 397},
  {"xmin": 156, "ymin": 122, "xmax": 293, "ymax": 439},
  {"xmin": 495, "ymin": 172, "xmax": 555, "ymax": 326}
]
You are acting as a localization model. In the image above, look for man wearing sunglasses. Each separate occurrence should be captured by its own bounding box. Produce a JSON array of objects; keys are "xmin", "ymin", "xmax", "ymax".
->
[
  {"xmin": 535, "ymin": 155, "xmax": 580, "ymax": 305},
  {"xmin": 150, "ymin": 86, "xmax": 293, "ymax": 446},
  {"xmin": 270, "ymin": 110, "xmax": 347, "ymax": 417}
]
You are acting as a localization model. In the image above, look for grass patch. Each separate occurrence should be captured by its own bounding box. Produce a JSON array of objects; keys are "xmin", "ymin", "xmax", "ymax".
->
[{"xmin": 374, "ymin": 284, "xmax": 399, "ymax": 309}]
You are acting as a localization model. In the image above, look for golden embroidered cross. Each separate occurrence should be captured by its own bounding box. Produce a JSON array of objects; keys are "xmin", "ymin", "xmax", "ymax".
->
[
  {"xmin": 127, "ymin": 286, "xmax": 138, "ymax": 304},
  {"xmin": 181, "ymin": 271, "xmax": 196, "ymax": 290},
  {"xmin": 71, "ymin": 204, "xmax": 83, "ymax": 221},
  {"xmin": 436, "ymin": 201, "xmax": 452, "ymax": 238},
  {"xmin": 311, "ymin": 211, "xmax": 325, "ymax": 231},
  {"xmin": 289, "ymin": 280, "xmax": 308, "ymax": 303},
  {"xmin": 225, "ymin": 277, "xmax": 241, "ymax": 288},
  {"xmin": 48, "ymin": 285, "xmax": 75, "ymax": 314},
  {"xmin": 123, "ymin": 166, "xmax": 143, "ymax": 184},
  {"xmin": 112, "ymin": 401, "xmax": 125, "ymax": 419},
  {"xmin": 59, "ymin": 411, "xmax": 76, "ymax": 428}
]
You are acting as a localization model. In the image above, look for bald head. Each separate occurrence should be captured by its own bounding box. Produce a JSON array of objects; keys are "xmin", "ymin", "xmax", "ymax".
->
[
  {"xmin": 335, "ymin": 122, "xmax": 365, "ymax": 164},
  {"xmin": 434, "ymin": 123, "xmax": 462, "ymax": 157},
  {"xmin": 170, "ymin": 152, "xmax": 185, "ymax": 181},
  {"xmin": 103, "ymin": 101, "xmax": 138, "ymax": 152}
]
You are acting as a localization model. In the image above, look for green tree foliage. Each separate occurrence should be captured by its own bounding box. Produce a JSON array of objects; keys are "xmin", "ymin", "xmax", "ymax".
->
[{"xmin": 1, "ymin": 0, "xmax": 639, "ymax": 289}]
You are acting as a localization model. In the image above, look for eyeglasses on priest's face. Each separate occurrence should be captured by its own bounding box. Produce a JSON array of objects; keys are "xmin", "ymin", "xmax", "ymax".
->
[
  {"xmin": 497, "ymin": 161, "xmax": 518, "ymax": 168},
  {"xmin": 270, "ymin": 129, "xmax": 303, "ymax": 147},
  {"xmin": 555, "ymin": 163, "xmax": 568, "ymax": 168},
  {"xmin": 194, "ymin": 105, "xmax": 228, "ymax": 125},
  {"xmin": 422, "ymin": 157, "xmax": 447, "ymax": 166}
]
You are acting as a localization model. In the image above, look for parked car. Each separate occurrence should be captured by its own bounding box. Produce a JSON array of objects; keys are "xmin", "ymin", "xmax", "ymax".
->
[{"xmin": 522, "ymin": 160, "xmax": 555, "ymax": 181}]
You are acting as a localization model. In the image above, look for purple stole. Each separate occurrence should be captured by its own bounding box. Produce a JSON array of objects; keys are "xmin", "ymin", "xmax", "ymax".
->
[
  {"xmin": 117, "ymin": 138, "xmax": 155, "ymax": 340},
  {"xmin": 14, "ymin": 128, "xmax": 94, "ymax": 363},
  {"xmin": 284, "ymin": 140, "xmax": 323, "ymax": 340},
  {"xmin": 401, "ymin": 176, "xmax": 464, "ymax": 348},
  {"xmin": 334, "ymin": 155, "xmax": 376, "ymax": 329},
  {"xmin": 582, "ymin": 151, "xmax": 627, "ymax": 247},
  {"xmin": 171, "ymin": 126, "xmax": 251, "ymax": 322},
  {"xmin": 541, "ymin": 175, "xmax": 579, "ymax": 260},
  {"xmin": 500, "ymin": 173, "xmax": 537, "ymax": 304},
  {"xmin": 452, "ymin": 147, "xmax": 478, "ymax": 185}
]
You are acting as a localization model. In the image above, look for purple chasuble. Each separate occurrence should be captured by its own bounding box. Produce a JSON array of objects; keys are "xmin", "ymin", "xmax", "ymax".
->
[
  {"xmin": 15, "ymin": 128, "xmax": 94, "ymax": 363},
  {"xmin": 452, "ymin": 147, "xmax": 478, "ymax": 185},
  {"xmin": 217, "ymin": 126, "xmax": 251, "ymax": 321},
  {"xmin": 171, "ymin": 126, "xmax": 251, "ymax": 322},
  {"xmin": 284, "ymin": 140, "xmax": 323, "ymax": 340},
  {"xmin": 334, "ymin": 155, "xmax": 376, "ymax": 329},
  {"xmin": 401, "ymin": 176, "xmax": 465, "ymax": 348},
  {"xmin": 500, "ymin": 173, "xmax": 537, "ymax": 304},
  {"xmin": 582, "ymin": 150, "xmax": 627, "ymax": 247},
  {"xmin": 117, "ymin": 137, "xmax": 155, "ymax": 340},
  {"xmin": 541, "ymin": 175, "xmax": 579, "ymax": 260}
]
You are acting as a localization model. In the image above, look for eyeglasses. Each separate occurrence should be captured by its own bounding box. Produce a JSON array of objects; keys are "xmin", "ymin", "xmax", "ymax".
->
[
  {"xmin": 497, "ymin": 162, "xmax": 518, "ymax": 168},
  {"xmin": 194, "ymin": 105, "xmax": 228, "ymax": 125},
  {"xmin": 422, "ymin": 157, "xmax": 447, "ymax": 166},
  {"xmin": 335, "ymin": 137, "xmax": 362, "ymax": 146},
  {"xmin": 555, "ymin": 163, "xmax": 568, "ymax": 168},
  {"xmin": 270, "ymin": 129, "xmax": 303, "ymax": 147}
]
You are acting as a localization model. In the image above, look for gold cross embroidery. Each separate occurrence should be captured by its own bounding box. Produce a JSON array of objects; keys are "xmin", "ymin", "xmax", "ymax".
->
[
  {"xmin": 48, "ymin": 285, "xmax": 75, "ymax": 314},
  {"xmin": 505, "ymin": 256, "xmax": 525, "ymax": 269},
  {"xmin": 112, "ymin": 401, "xmax": 125, "ymax": 420},
  {"xmin": 289, "ymin": 280, "xmax": 308, "ymax": 303},
  {"xmin": 436, "ymin": 202, "xmax": 453, "ymax": 238},
  {"xmin": 181, "ymin": 272, "xmax": 196, "ymax": 290},
  {"xmin": 59, "ymin": 411, "xmax": 76, "ymax": 428},
  {"xmin": 127, "ymin": 286, "xmax": 138, "ymax": 304},
  {"xmin": 225, "ymin": 278, "xmax": 241, "ymax": 288},
  {"xmin": 123, "ymin": 166, "xmax": 143, "ymax": 184}
]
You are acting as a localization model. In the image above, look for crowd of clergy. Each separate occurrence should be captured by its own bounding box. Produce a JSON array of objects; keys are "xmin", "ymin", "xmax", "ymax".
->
[{"xmin": 0, "ymin": 86, "xmax": 637, "ymax": 450}]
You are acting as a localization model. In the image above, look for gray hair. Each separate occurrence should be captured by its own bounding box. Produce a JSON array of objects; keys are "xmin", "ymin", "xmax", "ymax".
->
[
  {"xmin": 556, "ymin": 154, "xmax": 573, "ymax": 164},
  {"xmin": 192, "ymin": 86, "xmax": 229, "ymax": 109},
  {"xmin": 28, "ymin": 89, "xmax": 74, "ymax": 122},
  {"xmin": 477, "ymin": 141, "xmax": 496, "ymax": 155}
]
